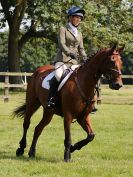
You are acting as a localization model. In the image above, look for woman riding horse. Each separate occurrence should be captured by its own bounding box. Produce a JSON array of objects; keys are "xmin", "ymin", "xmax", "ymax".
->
[
  {"xmin": 46, "ymin": 6, "xmax": 87, "ymax": 109},
  {"xmin": 14, "ymin": 44, "xmax": 124, "ymax": 162}
]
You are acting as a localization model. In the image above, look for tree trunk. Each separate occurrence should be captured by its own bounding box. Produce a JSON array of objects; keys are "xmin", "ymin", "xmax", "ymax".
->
[{"xmin": 8, "ymin": 29, "xmax": 22, "ymax": 84}]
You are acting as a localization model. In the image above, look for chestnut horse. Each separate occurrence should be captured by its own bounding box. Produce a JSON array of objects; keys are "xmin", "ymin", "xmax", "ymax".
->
[{"xmin": 14, "ymin": 44, "xmax": 123, "ymax": 162}]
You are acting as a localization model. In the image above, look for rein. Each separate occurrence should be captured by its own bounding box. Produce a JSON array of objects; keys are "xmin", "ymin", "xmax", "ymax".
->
[
  {"xmin": 71, "ymin": 48, "xmax": 122, "ymax": 121},
  {"xmin": 73, "ymin": 73, "xmax": 96, "ymax": 122},
  {"xmin": 73, "ymin": 62, "xmax": 98, "ymax": 102},
  {"xmin": 74, "ymin": 76, "xmax": 87, "ymax": 101},
  {"xmin": 74, "ymin": 72, "xmax": 96, "ymax": 102}
]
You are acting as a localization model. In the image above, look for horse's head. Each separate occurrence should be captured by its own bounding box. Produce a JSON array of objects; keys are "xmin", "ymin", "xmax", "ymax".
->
[{"xmin": 102, "ymin": 44, "xmax": 124, "ymax": 90}]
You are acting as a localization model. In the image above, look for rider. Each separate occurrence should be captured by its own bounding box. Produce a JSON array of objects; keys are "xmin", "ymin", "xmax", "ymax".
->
[{"xmin": 46, "ymin": 6, "xmax": 87, "ymax": 109}]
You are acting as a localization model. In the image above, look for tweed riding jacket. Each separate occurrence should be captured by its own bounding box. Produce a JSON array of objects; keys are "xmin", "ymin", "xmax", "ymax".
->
[{"xmin": 54, "ymin": 23, "xmax": 86, "ymax": 65}]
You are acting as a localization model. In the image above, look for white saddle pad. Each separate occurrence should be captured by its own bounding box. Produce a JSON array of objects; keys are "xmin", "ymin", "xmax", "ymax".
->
[
  {"xmin": 42, "ymin": 71, "xmax": 73, "ymax": 91},
  {"xmin": 42, "ymin": 71, "xmax": 55, "ymax": 90}
]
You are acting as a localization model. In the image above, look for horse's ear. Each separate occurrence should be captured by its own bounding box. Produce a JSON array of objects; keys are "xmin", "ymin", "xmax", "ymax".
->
[
  {"xmin": 109, "ymin": 43, "xmax": 117, "ymax": 55},
  {"xmin": 117, "ymin": 45, "xmax": 125, "ymax": 53},
  {"xmin": 112, "ymin": 43, "xmax": 118, "ymax": 50}
]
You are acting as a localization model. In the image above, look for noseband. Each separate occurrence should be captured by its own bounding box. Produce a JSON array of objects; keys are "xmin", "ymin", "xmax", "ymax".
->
[
  {"xmin": 111, "ymin": 68, "xmax": 122, "ymax": 75},
  {"xmin": 104, "ymin": 67, "xmax": 122, "ymax": 82}
]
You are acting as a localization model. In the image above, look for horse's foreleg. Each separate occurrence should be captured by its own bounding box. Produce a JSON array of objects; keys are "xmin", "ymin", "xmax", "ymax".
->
[
  {"xmin": 28, "ymin": 110, "xmax": 53, "ymax": 158},
  {"xmin": 70, "ymin": 115, "xmax": 95, "ymax": 153},
  {"xmin": 70, "ymin": 133, "xmax": 95, "ymax": 153},
  {"xmin": 64, "ymin": 114, "xmax": 72, "ymax": 162}
]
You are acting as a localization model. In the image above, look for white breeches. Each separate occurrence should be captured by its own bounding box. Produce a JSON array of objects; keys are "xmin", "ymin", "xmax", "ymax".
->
[{"xmin": 54, "ymin": 62, "xmax": 79, "ymax": 82}]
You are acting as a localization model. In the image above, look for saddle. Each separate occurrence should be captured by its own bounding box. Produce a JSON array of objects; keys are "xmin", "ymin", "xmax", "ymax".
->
[{"xmin": 42, "ymin": 68, "xmax": 73, "ymax": 91}]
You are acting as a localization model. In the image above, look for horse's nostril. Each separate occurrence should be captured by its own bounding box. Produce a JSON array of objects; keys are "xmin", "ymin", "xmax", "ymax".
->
[{"xmin": 115, "ymin": 83, "xmax": 122, "ymax": 89}]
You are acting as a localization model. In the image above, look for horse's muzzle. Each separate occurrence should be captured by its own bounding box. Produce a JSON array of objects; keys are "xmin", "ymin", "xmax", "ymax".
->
[{"xmin": 109, "ymin": 82, "xmax": 123, "ymax": 90}]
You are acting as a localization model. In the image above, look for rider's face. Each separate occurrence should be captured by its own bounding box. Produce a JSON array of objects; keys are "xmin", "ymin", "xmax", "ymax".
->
[{"xmin": 69, "ymin": 15, "xmax": 82, "ymax": 27}]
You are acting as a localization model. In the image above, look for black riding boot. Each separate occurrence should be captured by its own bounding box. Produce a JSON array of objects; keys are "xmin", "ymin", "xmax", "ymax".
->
[{"xmin": 46, "ymin": 76, "xmax": 59, "ymax": 109}]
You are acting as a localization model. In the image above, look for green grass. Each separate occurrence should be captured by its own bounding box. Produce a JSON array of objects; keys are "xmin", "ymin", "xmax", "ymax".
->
[{"xmin": 0, "ymin": 85, "xmax": 133, "ymax": 177}]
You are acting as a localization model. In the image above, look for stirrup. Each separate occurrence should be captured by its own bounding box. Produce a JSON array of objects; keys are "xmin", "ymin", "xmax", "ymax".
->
[{"xmin": 46, "ymin": 98, "xmax": 55, "ymax": 109}]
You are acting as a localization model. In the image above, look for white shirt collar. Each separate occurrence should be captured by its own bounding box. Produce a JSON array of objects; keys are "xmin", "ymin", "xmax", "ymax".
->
[{"xmin": 68, "ymin": 22, "xmax": 78, "ymax": 37}]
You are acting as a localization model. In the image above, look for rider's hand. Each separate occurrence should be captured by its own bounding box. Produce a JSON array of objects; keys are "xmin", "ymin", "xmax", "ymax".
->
[
  {"xmin": 82, "ymin": 56, "xmax": 88, "ymax": 63},
  {"xmin": 69, "ymin": 53, "xmax": 77, "ymax": 59}
]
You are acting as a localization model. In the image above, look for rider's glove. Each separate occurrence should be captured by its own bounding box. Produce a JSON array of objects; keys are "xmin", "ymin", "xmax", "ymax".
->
[
  {"xmin": 81, "ymin": 56, "xmax": 88, "ymax": 63},
  {"xmin": 69, "ymin": 53, "xmax": 77, "ymax": 59}
]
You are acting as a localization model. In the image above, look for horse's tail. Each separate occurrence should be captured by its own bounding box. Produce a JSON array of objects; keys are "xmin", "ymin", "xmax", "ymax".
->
[{"xmin": 13, "ymin": 103, "xmax": 26, "ymax": 118}]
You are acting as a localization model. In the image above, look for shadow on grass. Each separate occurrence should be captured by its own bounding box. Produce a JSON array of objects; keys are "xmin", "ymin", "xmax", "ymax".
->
[{"xmin": 0, "ymin": 151, "xmax": 64, "ymax": 163}]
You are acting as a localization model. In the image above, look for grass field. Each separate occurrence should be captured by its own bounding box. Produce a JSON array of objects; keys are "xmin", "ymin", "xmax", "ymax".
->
[{"xmin": 0, "ymin": 85, "xmax": 133, "ymax": 177}]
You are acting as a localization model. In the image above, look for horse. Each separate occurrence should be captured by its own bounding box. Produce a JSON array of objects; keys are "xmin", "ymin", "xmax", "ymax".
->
[{"xmin": 13, "ymin": 44, "xmax": 124, "ymax": 162}]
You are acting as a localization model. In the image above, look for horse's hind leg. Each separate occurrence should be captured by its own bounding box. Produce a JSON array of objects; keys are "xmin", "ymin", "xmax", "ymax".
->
[
  {"xmin": 16, "ymin": 99, "xmax": 40, "ymax": 156},
  {"xmin": 70, "ymin": 115, "xmax": 95, "ymax": 153},
  {"xmin": 28, "ymin": 110, "xmax": 53, "ymax": 158}
]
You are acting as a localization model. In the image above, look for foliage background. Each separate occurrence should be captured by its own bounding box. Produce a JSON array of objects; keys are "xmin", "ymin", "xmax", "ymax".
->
[{"xmin": 0, "ymin": 0, "xmax": 133, "ymax": 74}]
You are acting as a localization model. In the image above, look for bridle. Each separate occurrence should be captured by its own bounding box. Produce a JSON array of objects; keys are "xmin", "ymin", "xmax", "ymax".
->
[
  {"xmin": 104, "ymin": 68, "xmax": 122, "ymax": 82},
  {"xmin": 104, "ymin": 53, "xmax": 122, "ymax": 82},
  {"xmin": 111, "ymin": 69, "xmax": 122, "ymax": 75}
]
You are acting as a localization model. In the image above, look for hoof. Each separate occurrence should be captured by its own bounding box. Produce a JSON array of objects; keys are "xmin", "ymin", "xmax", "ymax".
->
[
  {"xmin": 64, "ymin": 149, "xmax": 71, "ymax": 162},
  {"xmin": 64, "ymin": 158, "xmax": 71, "ymax": 163},
  {"xmin": 16, "ymin": 148, "xmax": 24, "ymax": 156},
  {"xmin": 28, "ymin": 148, "xmax": 36, "ymax": 158}
]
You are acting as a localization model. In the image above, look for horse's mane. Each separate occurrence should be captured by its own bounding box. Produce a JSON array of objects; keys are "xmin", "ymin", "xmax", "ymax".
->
[
  {"xmin": 78, "ymin": 48, "xmax": 108, "ymax": 70},
  {"xmin": 77, "ymin": 47, "xmax": 112, "ymax": 73},
  {"xmin": 86, "ymin": 48, "xmax": 109, "ymax": 62}
]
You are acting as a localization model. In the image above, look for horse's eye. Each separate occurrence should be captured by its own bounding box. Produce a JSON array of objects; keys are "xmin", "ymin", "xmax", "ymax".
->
[{"xmin": 110, "ymin": 60, "xmax": 115, "ymax": 66}]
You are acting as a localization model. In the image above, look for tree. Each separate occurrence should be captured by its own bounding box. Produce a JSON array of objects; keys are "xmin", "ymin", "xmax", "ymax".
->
[
  {"xmin": 0, "ymin": 0, "xmax": 88, "ymax": 82},
  {"xmin": 0, "ymin": 0, "xmax": 133, "ymax": 82},
  {"xmin": 82, "ymin": 0, "xmax": 133, "ymax": 52},
  {"xmin": 0, "ymin": 0, "xmax": 59, "ymax": 83},
  {"xmin": 0, "ymin": 32, "xmax": 8, "ymax": 72},
  {"xmin": 0, "ymin": 0, "xmax": 26, "ymax": 83}
]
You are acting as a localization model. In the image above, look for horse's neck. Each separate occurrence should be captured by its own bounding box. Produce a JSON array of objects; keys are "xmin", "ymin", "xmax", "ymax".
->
[{"xmin": 77, "ymin": 53, "xmax": 104, "ymax": 98}]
